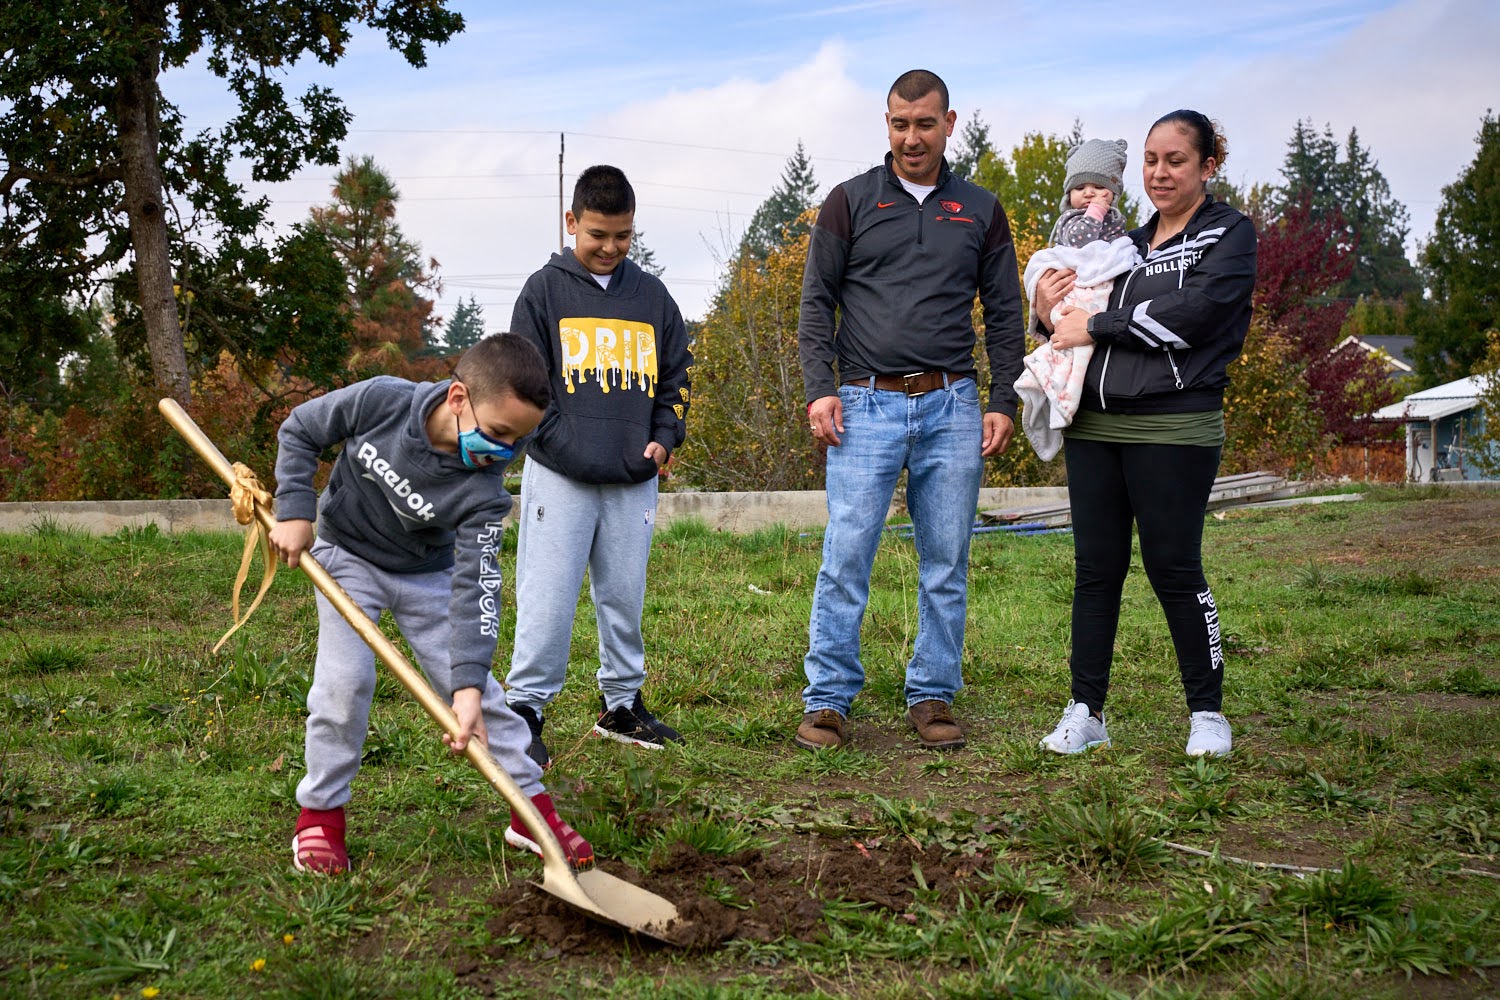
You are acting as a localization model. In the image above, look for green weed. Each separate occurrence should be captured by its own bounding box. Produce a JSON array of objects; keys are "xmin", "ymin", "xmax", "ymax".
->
[
  {"xmin": 1278, "ymin": 861, "xmax": 1402, "ymax": 928},
  {"xmin": 655, "ymin": 813, "xmax": 764, "ymax": 856},
  {"xmin": 1169, "ymin": 756, "xmax": 1240, "ymax": 830},
  {"xmin": 80, "ymin": 771, "xmax": 148, "ymax": 815},
  {"xmin": 1293, "ymin": 771, "xmax": 1381, "ymax": 813},
  {"xmin": 54, "ymin": 911, "xmax": 178, "ymax": 987},
  {"xmin": 1025, "ymin": 783, "xmax": 1171, "ymax": 875},
  {"xmin": 1085, "ymin": 879, "xmax": 1285, "ymax": 973}
]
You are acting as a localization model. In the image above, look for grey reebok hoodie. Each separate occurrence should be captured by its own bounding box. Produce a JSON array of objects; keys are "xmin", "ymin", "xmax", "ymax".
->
[{"xmin": 274, "ymin": 377, "xmax": 515, "ymax": 691}]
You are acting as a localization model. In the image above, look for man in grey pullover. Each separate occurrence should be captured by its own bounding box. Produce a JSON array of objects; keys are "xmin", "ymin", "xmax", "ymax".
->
[{"xmin": 795, "ymin": 69, "xmax": 1024, "ymax": 753}]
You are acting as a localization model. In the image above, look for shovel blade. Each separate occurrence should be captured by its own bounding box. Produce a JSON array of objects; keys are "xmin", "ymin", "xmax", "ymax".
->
[{"xmin": 534, "ymin": 866, "xmax": 685, "ymax": 944}]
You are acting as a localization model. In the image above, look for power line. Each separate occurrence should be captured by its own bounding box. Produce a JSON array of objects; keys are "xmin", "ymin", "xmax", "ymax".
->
[
  {"xmin": 347, "ymin": 126, "xmax": 870, "ymax": 167},
  {"xmin": 267, "ymin": 196, "xmax": 754, "ymax": 217},
  {"xmin": 240, "ymin": 173, "xmax": 771, "ymax": 198}
]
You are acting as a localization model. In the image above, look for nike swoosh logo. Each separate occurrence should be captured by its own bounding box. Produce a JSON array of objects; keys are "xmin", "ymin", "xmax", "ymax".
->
[{"xmin": 877, "ymin": 201, "xmax": 896, "ymax": 208}]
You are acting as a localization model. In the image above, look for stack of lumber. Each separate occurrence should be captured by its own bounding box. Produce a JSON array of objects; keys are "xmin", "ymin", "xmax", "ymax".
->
[{"xmin": 978, "ymin": 472, "xmax": 1312, "ymax": 531}]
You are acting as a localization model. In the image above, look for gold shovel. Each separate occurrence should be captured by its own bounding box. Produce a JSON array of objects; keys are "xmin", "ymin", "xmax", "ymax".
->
[{"xmin": 159, "ymin": 398, "xmax": 684, "ymax": 943}]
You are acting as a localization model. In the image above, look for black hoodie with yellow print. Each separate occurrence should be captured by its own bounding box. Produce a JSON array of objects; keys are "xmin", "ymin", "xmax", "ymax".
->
[{"xmin": 509, "ymin": 249, "xmax": 692, "ymax": 484}]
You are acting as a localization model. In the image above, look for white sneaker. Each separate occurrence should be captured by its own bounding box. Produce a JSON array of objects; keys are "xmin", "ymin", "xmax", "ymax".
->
[
  {"xmin": 1040, "ymin": 700, "xmax": 1110, "ymax": 754},
  {"xmin": 1186, "ymin": 711, "xmax": 1232, "ymax": 757}
]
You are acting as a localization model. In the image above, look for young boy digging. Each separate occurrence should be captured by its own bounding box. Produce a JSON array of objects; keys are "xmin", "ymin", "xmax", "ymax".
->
[
  {"xmin": 504, "ymin": 165, "xmax": 693, "ymax": 767},
  {"xmin": 268, "ymin": 333, "xmax": 592, "ymax": 872}
]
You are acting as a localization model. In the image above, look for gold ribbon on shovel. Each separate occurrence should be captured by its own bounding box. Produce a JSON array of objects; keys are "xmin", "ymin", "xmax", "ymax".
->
[{"xmin": 212, "ymin": 462, "xmax": 279, "ymax": 654}]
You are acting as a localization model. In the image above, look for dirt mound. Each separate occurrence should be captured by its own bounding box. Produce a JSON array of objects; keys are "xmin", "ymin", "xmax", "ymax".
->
[{"xmin": 478, "ymin": 836, "xmax": 987, "ymax": 957}]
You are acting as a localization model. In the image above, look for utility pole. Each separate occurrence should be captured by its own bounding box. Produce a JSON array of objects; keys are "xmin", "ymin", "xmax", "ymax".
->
[{"xmin": 558, "ymin": 132, "xmax": 565, "ymax": 253}]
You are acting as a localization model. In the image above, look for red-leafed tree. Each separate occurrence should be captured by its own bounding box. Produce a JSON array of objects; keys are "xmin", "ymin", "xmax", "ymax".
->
[{"xmin": 1258, "ymin": 196, "xmax": 1398, "ymax": 445}]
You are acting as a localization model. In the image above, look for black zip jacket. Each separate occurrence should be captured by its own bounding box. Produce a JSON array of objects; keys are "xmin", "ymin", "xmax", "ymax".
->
[
  {"xmin": 510, "ymin": 250, "xmax": 692, "ymax": 484},
  {"xmin": 798, "ymin": 154, "xmax": 1025, "ymax": 418},
  {"xmin": 1081, "ymin": 194, "xmax": 1257, "ymax": 414}
]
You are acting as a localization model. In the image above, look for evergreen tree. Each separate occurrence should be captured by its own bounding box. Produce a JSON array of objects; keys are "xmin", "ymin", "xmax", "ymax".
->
[
  {"xmin": 676, "ymin": 209, "xmax": 820, "ymax": 490},
  {"xmin": 443, "ymin": 294, "xmax": 485, "ymax": 351},
  {"xmin": 309, "ymin": 156, "xmax": 439, "ymax": 365},
  {"xmin": 628, "ymin": 229, "xmax": 665, "ymax": 276},
  {"xmin": 1275, "ymin": 120, "xmax": 1420, "ymax": 301},
  {"xmin": 948, "ymin": 111, "xmax": 992, "ymax": 180},
  {"xmin": 1414, "ymin": 111, "xmax": 1500, "ymax": 387},
  {"xmin": 741, "ymin": 141, "xmax": 819, "ymax": 259}
]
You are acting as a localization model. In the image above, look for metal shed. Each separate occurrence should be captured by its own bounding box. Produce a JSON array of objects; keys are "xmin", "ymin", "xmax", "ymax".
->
[{"xmin": 1368, "ymin": 376, "xmax": 1491, "ymax": 481}]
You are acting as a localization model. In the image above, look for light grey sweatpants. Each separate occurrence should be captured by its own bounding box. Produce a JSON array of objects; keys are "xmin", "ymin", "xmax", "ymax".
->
[
  {"xmin": 297, "ymin": 539, "xmax": 544, "ymax": 811},
  {"xmin": 505, "ymin": 459, "xmax": 658, "ymax": 716}
]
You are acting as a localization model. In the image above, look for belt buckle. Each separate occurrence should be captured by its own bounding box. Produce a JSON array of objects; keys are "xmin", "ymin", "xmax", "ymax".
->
[{"xmin": 902, "ymin": 371, "xmax": 930, "ymax": 396}]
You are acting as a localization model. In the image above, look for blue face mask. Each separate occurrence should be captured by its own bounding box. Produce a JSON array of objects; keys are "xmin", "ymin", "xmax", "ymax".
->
[{"xmin": 456, "ymin": 388, "xmax": 516, "ymax": 469}]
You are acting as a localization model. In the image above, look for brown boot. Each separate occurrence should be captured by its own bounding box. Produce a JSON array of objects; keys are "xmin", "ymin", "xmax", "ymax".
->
[
  {"xmin": 907, "ymin": 700, "xmax": 965, "ymax": 750},
  {"xmin": 794, "ymin": 709, "xmax": 847, "ymax": 750}
]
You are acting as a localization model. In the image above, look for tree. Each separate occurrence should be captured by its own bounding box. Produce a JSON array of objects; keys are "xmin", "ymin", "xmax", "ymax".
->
[
  {"xmin": 1225, "ymin": 195, "xmax": 1398, "ymax": 471},
  {"xmin": 948, "ymin": 111, "xmax": 991, "ymax": 181},
  {"xmin": 1274, "ymin": 120, "xmax": 1420, "ymax": 301},
  {"xmin": 0, "ymin": 269, "xmax": 96, "ymax": 409},
  {"xmin": 676, "ymin": 210, "xmax": 820, "ymax": 491},
  {"xmin": 740, "ymin": 142, "xmax": 819, "ymax": 259},
  {"xmin": 308, "ymin": 155, "xmax": 439, "ymax": 366},
  {"xmin": 0, "ymin": 2, "xmax": 463, "ymax": 403},
  {"xmin": 1469, "ymin": 330, "xmax": 1500, "ymax": 478},
  {"xmin": 443, "ymin": 294, "xmax": 486, "ymax": 352},
  {"xmin": 628, "ymin": 229, "xmax": 665, "ymax": 277},
  {"xmin": 1415, "ymin": 111, "xmax": 1500, "ymax": 386}
]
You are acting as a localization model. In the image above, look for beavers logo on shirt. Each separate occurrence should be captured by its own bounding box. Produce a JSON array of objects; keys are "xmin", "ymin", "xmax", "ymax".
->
[{"xmin": 935, "ymin": 199, "xmax": 975, "ymax": 224}]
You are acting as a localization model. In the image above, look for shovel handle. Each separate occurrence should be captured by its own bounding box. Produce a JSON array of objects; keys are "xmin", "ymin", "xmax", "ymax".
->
[{"xmin": 157, "ymin": 398, "xmax": 567, "ymax": 871}]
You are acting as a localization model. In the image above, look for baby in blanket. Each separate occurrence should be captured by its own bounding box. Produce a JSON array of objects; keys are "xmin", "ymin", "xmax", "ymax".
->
[{"xmin": 1017, "ymin": 138, "xmax": 1141, "ymax": 460}]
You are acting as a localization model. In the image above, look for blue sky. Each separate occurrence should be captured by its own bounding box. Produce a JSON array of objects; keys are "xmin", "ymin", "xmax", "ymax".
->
[{"xmin": 177, "ymin": 0, "xmax": 1500, "ymax": 325}]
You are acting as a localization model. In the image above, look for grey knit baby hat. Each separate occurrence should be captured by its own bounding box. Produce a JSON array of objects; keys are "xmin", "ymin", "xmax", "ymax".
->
[{"xmin": 1061, "ymin": 138, "xmax": 1128, "ymax": 209}]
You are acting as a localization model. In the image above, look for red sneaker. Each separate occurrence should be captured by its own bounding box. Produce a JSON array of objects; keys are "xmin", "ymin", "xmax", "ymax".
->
[
  {"xmin": 505, "ymin": 792, "xmax": 594, "ymax": 870},
  {"xmin": 292, "ymin": 807, "xmax": 350, "ymax": 873}
]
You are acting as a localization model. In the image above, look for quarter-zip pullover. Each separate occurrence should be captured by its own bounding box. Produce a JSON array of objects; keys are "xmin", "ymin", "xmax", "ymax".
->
[{"xmin": 798, "ymin": 154, "xmax": 1025, "ymax": 417}]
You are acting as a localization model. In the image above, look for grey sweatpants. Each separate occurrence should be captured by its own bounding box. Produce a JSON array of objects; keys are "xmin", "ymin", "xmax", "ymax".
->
[
  {"xmin": 505, "ymin": 459, "xmax": 658, "ymax": 716},
  {"xmin": 297, "ymin": 539, "xmax": 544, "ymax": 811}
]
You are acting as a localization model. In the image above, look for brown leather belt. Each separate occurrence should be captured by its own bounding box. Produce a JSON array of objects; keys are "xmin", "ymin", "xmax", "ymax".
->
[{"xmin": 842, "ymin": 371, "xmax": 967, "ymax": 395}]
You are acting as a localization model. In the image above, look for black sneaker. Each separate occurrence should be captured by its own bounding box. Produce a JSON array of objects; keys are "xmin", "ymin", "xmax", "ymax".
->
[
  {"xmin": 511, "ymin": 703, "xmax": 550, "ymax": 769},
  {"xmin": 593, "ymin": 692, "xmax": 684, "ymax": 749}
]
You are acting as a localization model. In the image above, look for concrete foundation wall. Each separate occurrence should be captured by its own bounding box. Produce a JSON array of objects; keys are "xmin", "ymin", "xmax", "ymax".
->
[{"xmin": 0, "ymin": 488, "xmax": 1070, "ymax": 536}]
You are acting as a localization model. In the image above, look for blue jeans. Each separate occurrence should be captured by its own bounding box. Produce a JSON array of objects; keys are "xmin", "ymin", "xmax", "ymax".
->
[{"xmin": 802, "ymin": 377, "xmax": 983, "ymax": 715}]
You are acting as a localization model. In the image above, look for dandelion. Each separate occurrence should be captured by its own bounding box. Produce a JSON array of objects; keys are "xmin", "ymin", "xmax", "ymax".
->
[
  {"xmin": 142, "ymin": 989, "xmax": 161, "ymax": 998},
  {"xmin": 283, "ymin": 933, "xmax": 295, "ymax": 945},
  {"xmin": 251, "ymin": 958, "xmax": 266, "ymax": 972}
]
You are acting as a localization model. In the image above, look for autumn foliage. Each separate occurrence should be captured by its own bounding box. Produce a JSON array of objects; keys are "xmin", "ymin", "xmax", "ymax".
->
[
  {"xmin": 1223, "ymin": 196, "xmax": 1400, "ymax": 475},
  {"xmin": 674, "ymin": 211, "xmax": 822, "ymax": 491}
]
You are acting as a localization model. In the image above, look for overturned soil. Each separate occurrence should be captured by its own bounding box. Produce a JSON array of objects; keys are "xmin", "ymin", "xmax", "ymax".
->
[{"xmin": 481, "ymin": 836, "xmax": 985, "ymax": 955}]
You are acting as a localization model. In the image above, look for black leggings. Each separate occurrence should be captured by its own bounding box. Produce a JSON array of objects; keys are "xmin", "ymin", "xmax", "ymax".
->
[{"xmin": 1063, "ymin": 437, "xmax": 1225, "ymax": 714}]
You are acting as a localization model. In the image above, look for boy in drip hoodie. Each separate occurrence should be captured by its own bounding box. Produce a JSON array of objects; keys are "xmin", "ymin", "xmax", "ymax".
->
[
  {"xmin": 269, "ymin": 334, "xmax": 593, "ymax": 873},
  {"xmin": 504, "ymin": 165, "xmax": 693, "ymax": 768}
]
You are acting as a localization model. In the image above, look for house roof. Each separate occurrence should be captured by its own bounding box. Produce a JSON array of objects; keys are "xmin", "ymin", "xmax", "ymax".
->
[
  {"xmin": 1369, "ymin": 375, "xmax": 1487, "ymax": 422},
  {"xmin": 1351, "ymin": 334, "xmax": 1415, "ymax": 372}
]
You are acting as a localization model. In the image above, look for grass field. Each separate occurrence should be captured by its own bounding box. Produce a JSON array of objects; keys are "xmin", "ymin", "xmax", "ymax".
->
[{"xmin": 1, "ymin": 486, "xmax": 1497, "ymax": 999}]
